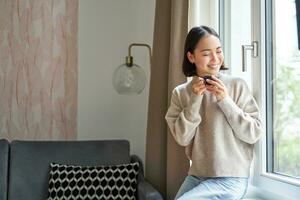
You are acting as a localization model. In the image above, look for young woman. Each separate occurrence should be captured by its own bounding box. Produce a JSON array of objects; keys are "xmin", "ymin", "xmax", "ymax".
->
[{"xmin": 165, "ymin": 26, "xmax": 262, "ymax": 200}]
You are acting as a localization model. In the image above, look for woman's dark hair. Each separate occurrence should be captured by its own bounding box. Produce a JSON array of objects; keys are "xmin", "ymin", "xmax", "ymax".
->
[{"xmin": 182, "ymin": 26, "xmax": 228, "ymax": 77}]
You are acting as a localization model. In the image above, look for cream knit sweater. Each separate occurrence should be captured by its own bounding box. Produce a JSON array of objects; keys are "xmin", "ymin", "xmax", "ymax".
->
[{"xmin": 165, "ymin": 73, "xmax": 262, "ymax": 177}]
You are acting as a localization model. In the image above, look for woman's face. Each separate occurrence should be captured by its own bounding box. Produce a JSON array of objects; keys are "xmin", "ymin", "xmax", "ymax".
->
[{"xmin": 187, "ymin": 34, "xmax": 224, "ymax": 77}]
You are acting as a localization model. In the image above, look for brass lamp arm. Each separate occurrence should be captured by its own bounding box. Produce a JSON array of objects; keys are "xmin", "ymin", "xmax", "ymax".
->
[{"xmin": 126, "ymin": 43, "xmax": 152, "ymax": 67}]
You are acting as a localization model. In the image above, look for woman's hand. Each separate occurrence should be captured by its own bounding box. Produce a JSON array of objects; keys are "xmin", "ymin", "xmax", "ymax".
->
[
  {"xmin": 205, "ymin": 75, "xmax": 228, "ymax": 101},
  {"xmin": 192, "ymin": 76, "xmax": 206, "ymax": 95}
]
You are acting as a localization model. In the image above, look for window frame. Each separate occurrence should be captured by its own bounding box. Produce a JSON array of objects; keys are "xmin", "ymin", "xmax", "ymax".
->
[
  {"xmin": 263, "ymin": 0, "xmax": 300, "ymax": 185},
  {"xmin": 252, "ymin": 0, "xmax": 300, "ymax": 198},
  {"xmin": 263, "ymin": 0, "xmax": 298, "ymax": 182},
  {"xmin": 219, "ymin": 0, "xmax": 300, "ymax": 198}
]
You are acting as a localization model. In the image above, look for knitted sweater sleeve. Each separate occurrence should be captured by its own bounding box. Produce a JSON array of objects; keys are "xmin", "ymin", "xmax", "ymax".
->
[
  {"xmin": 217, "ymin": 79, "xmax": 262, "ymax": 144},
  {"xmin": 165, "ymin": 87, "xmax": 203, "ymax": 146}
]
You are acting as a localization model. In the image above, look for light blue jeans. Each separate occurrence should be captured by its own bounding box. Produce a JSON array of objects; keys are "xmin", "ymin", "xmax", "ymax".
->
[{"xmin": 175, "ymin": 175, "xmax": 248, "ymax": 200}]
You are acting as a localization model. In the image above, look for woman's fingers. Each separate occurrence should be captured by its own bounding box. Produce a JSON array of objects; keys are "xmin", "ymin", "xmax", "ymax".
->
[
  {"xmin": 192, "ymin": 76, "xmax": 227, "ymax": 100},
  {"xmin": 205, "ymin": 77, "xmax": 228, "ymax": 101},
  {"xmin": 193, "ymin": 77, "xmax": 205, "ymax": 85},
  {"xmin": 206, "ymin": 84, "xmax": 220, "ymax": 93},
  {"xmin": 192, "ymin": 84, "xmax": 206, "ymax": 94},
  {"xmin": 205, "ymin": 79, "xmax": 223, "ymax": 89},
  {"xmin": 192, "ymin": 76, "xmax": 206, "ymax": 95}
]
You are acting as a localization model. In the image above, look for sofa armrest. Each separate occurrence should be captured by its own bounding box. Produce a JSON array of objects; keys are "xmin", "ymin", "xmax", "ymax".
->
[
  {"xmin": 138, "ymin": 180, "xmax": 164, "ymax": 200},
  {"xmin": 130, "ymin": 155, "xmax": 163, "ymax": 200}
]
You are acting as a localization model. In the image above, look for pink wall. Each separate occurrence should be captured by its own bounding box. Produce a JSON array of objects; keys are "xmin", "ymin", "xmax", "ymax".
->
[{"xmin": 0, "ymin": 0, "xmax": 78, "ymax": 140}]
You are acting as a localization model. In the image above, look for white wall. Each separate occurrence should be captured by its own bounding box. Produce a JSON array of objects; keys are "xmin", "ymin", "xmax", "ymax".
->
[{"xmin": 78, "ymin": 0, "xmax": 155, "ymax": 165}]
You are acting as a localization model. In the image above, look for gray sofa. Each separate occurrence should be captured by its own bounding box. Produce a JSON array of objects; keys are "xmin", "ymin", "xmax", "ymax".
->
[
  {"xmin": 0, "ymin": 139, "xmax": 9, "ymax": 200},
  {"xmin": 0, "ymin": 139, "xmax": 163, "ymax": 200}
]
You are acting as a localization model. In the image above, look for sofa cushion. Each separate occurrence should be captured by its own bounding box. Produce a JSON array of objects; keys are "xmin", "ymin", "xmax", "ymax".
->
[
  {"xmin": 8, "ymin": 140, "xmax": 130, "ymax": 200},
  {"xmin": 47, "ymin": 162, "xmax": 139, "ymax": 200},
  {"xmin": 0, "ymin": 139, "xmax": 9, "ymax": 200}
]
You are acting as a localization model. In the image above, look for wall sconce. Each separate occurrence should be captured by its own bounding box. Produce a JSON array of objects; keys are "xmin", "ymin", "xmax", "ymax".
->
[{"xmin": 113, "ymin": 43, "xmax": 152, "ymax": 95}]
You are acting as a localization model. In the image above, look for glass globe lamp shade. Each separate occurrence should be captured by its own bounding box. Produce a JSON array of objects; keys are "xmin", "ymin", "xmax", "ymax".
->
[{"xmin": 113, "ymin": 63, "xmax": 146, "ymax": 95}]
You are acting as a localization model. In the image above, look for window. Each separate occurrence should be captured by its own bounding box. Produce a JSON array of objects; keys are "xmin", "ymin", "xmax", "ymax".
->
[
  {"xmin": 266, "ymin": 0, "xmax": 300, "ymax": 180},
  {"xmin": 219, "ymin": 0, "xmax": 300, "ymax": 198}
]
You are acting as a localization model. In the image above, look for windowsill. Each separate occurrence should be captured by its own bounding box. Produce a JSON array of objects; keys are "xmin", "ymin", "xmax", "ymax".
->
[
  {"xmin": 260, "ymin": 172, "xmax": 300, "ymax": 187},
  {"xmin": 243, "ymin": 185, "xmax": 294, "ymax": 200}
]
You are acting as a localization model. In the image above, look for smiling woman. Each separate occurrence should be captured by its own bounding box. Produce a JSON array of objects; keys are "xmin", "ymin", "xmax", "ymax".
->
[
  {"xmin": 165, "ymin": 26, "xmax": 262, "ymax": 200},
  {"xmin": 182, "ymin": 27, "xmax": 228, "ymax": 78}
]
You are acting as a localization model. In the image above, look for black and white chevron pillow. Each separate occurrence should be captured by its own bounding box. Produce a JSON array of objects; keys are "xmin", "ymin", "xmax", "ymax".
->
[{"xmin": 47, "ymin": 162, "xmax": 139, "ymax": 200}]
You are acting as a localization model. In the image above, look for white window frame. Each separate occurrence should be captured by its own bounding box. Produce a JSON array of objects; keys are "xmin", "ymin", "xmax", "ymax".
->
[
  {"xmin": 219, "ymin": 0, "xmax": 300, "ymax": 199},
  {"xmin": 250, "ymin": 0, "xmax": 300, "ymax": 199}
]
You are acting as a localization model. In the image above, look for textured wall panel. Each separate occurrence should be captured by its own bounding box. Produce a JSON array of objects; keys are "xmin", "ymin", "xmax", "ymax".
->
[{"xmin": 0, "ymin": 0, "xmax": 78, "ymax": 140}]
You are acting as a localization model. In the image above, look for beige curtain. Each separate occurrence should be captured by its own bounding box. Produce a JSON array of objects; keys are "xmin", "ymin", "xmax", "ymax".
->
[{"xmin": 146, "ymin": 0, "xmax": 189, "ymax": 199}]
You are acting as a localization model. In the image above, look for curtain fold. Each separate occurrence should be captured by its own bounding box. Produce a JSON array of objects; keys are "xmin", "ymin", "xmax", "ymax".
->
[{"xmin": 146, "ymin": 0, "xmax": 189, "ymax": 199}]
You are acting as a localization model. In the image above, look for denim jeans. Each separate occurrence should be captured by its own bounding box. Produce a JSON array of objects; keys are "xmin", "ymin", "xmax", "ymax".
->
[{"xmin": 175, "ymin": 175, "xmax": 248, "ymax": 200}]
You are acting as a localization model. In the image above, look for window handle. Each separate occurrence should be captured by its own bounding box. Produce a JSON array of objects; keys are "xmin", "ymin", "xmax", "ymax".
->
[{"xmin": 242, "ymin": 41, "xmax": 258, "ymax": 72}]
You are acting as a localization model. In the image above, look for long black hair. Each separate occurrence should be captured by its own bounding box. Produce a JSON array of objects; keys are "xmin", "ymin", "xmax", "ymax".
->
[{"xmin": 182, "ymin": 26, "xmax": 228, "ymax": 77}]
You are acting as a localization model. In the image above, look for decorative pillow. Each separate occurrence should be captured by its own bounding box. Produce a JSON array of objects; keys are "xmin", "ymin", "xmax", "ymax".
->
[{"xmin": 47, "ymin": 162, "xmax": 139, "ymax": 200}]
